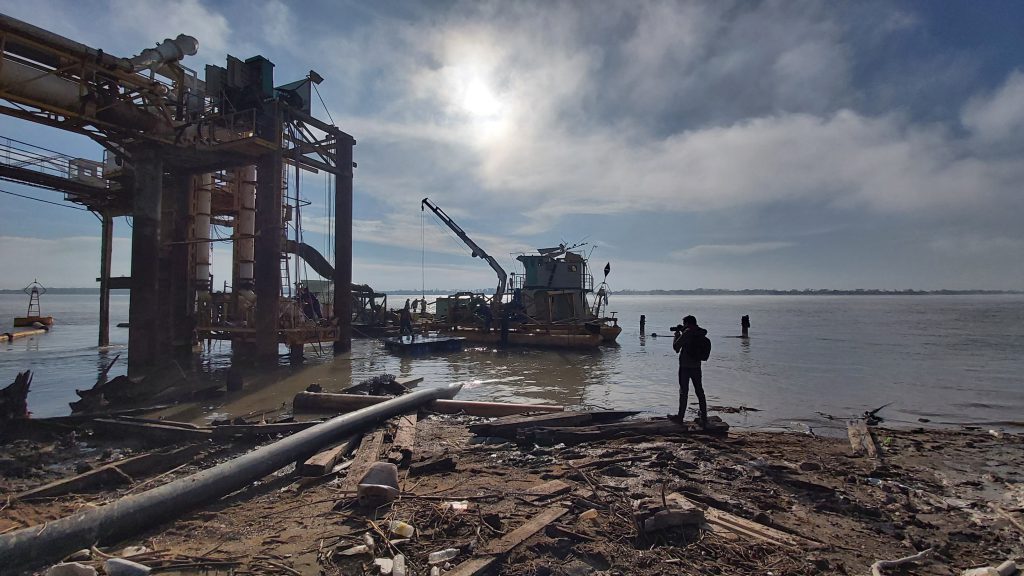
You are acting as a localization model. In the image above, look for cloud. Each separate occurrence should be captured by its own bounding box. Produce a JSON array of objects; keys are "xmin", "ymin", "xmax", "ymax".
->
[
  {"xmin": 107, "ymin": 0, "xmax": 232, "ymax": 64},
  {"xmin": 928, "ymin": 234, "xmax": 1024, "ymax": 257},
  {"xmin": 671, "ymin": 241, "xmax": 795, "ymax": 261},
  {"xmin": 962, "ymin": 70, "xmax": 1024, "ymax": 150}
]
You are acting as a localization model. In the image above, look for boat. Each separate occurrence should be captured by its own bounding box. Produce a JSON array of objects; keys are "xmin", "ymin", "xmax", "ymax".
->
[
  {"xmin": 421, "ymin": 198, "xmax": 620, "ymax": 349},
  {"xmin": 12, "ymin": 280, "xmax": 54, "ymax": 327}
]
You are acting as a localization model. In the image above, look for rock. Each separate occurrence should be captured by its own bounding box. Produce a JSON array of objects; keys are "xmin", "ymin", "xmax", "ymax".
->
[
  {"xmin": 74, "ymin": 461, "xmax": 93, "ymax": 474},
  {"xmin": 798, "ymin": 461, "xmax": 822, "ymax": 472},
  {"xmin": 104, "ymin": 558, "xmax": 151, "ymax": 576}
]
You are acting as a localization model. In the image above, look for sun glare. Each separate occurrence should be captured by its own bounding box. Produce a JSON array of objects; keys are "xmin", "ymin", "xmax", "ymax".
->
[{"xmin": 461, "ymin": 79, "xmax": 502, "ymax": 118}]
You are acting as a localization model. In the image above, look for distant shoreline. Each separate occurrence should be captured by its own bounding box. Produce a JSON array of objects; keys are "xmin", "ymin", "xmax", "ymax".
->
[{"xmin": 1, "ymin": 288, "xmax": 1019, "ymax": 296}]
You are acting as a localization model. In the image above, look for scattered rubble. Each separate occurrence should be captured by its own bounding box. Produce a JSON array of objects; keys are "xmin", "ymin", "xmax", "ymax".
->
[{"xmin": 1, "ymin": 377, "xmax": 1023, "ymax": 575}]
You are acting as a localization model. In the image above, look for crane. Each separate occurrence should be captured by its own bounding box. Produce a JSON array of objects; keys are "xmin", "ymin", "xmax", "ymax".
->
[{"xmin": 421, "ymin": 197, "xmax": 507, "ymax": 309}]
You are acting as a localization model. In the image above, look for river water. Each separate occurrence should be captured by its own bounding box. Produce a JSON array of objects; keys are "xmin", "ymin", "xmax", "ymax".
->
[{"xmin": 2, "ymin": 293, "xmax": 1023, "ymax": 435}]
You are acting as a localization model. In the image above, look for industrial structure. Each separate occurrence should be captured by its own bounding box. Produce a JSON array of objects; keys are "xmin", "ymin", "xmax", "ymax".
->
[{"xmin": 0, "ymin": 14, "xmax": 355, "ymax": 375}]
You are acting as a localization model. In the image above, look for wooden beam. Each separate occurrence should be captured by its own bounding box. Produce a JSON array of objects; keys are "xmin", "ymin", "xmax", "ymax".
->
[
  {"xmin": 340, "ymin": 428, "xmax": 386, "ymax": 492},
  {"xmin": 301, "ymin": 434, "xmax": 361, "ymax": 477},
  {"xmin": 670, "ymin": 493, "xmax": 819, "ymax": 549},
  {"xmin": 469, "ymin": 412, "xmax": 593, "ymax": 438},
  {"xmin": 294, "ymin": 392, "xmax": 564, "ymax": 417},
  {"xmin": 387, "ymin": 413, "xmax": 417, "ymax": 466},
  {"xmin": 482, "ymin": 507, "xmax": 568, "ymax": 554},
  {"xmin": 523, "ymin": 479, "xmax": 572, "ymax": 502},
  {"xmin": 16, "ymin": 444, "xmax": 204, "ymax": 500}
]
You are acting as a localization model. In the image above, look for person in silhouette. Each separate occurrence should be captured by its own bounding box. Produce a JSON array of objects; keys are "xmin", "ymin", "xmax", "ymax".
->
[
  {"xmin": 672, "ymin": 315, "xmax": 709, "ymax": 428},
  {"xmin": 399, "ymin": 302, "xmax": 413, "ymax": 337}
]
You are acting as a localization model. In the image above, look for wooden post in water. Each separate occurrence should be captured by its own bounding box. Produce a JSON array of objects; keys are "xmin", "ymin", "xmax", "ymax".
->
[
  {"xmin": 741, "ymin": 315, "xmax": 750, "ymax": 338},
  {"xmin": 639, "ymin": 314, "xmax": 646, "ymax": 335}
]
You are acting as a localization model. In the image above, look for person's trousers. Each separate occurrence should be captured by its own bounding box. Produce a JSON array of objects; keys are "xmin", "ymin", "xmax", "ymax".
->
[{"xmin": 678, "ymin": 365, "xmax": 707, "ymax": 422}]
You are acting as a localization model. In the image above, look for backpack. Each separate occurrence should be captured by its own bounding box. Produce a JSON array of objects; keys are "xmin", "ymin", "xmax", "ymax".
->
[{"xmin": 688, "ymin": 334, "xmax": 712, "ymax": 362}]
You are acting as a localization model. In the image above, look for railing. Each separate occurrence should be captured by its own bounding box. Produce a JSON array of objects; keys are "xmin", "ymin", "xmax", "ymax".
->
[{"xmin": 0, "ymin": 136, "xmax": 106, "ymax": 186}]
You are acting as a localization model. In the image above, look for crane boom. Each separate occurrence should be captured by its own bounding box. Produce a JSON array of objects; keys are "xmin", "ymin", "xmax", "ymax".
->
[{"xmin": 421, "ymin": 197, "xmax": 507, "ymax": 307}]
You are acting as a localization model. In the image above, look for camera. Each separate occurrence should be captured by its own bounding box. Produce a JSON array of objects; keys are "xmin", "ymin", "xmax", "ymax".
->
[{"xmin": 670, "ymin": 325, "xmax": 684, "ymax": 332}]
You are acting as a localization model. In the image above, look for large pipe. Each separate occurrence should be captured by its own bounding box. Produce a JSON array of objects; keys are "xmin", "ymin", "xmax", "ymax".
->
[
  {"xmin": 0, "ymin": 383, "xmax": 463, "ymax": 572},
  {"xmin": 194, "ymin": 174, "xmax": 212, "ymax": 292},
  {"xmin": 0, "ymin": 57, "xmax": 163, "ymax": 132},
  {"xmin": 0, "ymin": 13, "xmax": 131, "ymax": 71}
]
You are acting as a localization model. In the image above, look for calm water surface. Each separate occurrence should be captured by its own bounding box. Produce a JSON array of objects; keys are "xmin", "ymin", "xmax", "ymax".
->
[{"xmin": 2, "ymin": 293, "xmax": 1023, "ymax": 435}]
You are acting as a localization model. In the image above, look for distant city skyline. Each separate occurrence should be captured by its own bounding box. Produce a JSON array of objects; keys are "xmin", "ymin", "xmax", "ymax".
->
[{"xmin": 1, "ymin": 1, "xmax": 1023, "ymax": 291}]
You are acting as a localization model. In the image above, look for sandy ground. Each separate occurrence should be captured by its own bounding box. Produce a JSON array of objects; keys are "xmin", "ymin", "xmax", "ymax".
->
[{"xmin": 2, "ymin": 409, "xmax": 1024, "ymax": 576}]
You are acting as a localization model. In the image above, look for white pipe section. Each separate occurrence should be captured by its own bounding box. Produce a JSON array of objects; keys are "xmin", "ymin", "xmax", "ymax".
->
[
  {"xmin": 128, "ymin": 34, "xmax": 199, "ymax": 72},
  {"xmin": 195, "ymin": 174, "xmax": 212, "ymax": 291},
  {"xmin": 237, "ymin": 166, "xmax": 256, "ymax": 287}
]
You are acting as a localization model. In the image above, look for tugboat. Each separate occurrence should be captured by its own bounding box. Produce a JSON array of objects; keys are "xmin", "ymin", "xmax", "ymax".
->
[
  {"xmin": 13, "ymin": 280, "xmax": 54, "ymax": 327},
  {"xmin": 421, "ymin": 198, "xmax": 620, "ymax": 348}
]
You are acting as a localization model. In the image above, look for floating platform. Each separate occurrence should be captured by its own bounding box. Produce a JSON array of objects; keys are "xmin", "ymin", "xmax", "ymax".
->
[
  {"xmin": 439, "ymin": 327, "xmax": 602, "ymax": 349},
  {"xmin": 13, "ymin": 316, "xmax": 53, "ymax": 327},
  {"xmin": 383, "ymin": 334, "xmax": 464, "ymax": 355}
]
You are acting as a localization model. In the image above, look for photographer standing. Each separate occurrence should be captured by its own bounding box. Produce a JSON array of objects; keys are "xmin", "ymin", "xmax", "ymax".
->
[{"xmin": 672, "ymin": 315, "xmax": 710, "ymax": 428}]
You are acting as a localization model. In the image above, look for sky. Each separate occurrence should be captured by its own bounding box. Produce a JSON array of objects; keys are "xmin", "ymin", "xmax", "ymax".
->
[{"xmin": 1, "ymin": 0, "xmax": 1023, "ymax": 291}]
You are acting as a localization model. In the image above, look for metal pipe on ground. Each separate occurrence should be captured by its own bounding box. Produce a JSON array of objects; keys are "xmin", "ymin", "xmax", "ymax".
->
[
  {"xmin": 0, "ymin": 383, "xmax": 463, "ymax": 573},
  {"xmin": 294, "ymin": 391, "xmax": 563, "ymax": 417}
]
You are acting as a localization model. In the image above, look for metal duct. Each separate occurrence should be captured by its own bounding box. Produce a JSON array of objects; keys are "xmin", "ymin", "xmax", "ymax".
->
[
  {"xmin": 195, "ymin": 174, "xmax": 213, "ymax": 291},
  {"xmin": 128, "ymin": 34, "xmax": 199, "ymax": 72}
]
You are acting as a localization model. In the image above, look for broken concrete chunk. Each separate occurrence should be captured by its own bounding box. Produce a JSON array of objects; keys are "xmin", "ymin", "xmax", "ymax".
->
[
  {"xmin": 45, "ymin": 563, "xmax": 97, "ymax": 576},
  {"xmin": 358, "ymin": 462, "xmax": 399, "ymax": 506},
  {"xmin": 375, "ymin": 557, "xmax": 394, "ymax": 575}
]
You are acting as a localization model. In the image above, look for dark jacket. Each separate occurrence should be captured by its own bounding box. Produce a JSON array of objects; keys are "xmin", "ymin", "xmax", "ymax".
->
[{"xmin": 673, "ymin": 325, "xmax": 707, "ymax": 368}]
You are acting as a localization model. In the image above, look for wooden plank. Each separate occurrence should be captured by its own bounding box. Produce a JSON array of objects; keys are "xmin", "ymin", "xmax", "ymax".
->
[
  {"xmin": 394, "ymin": 376, "xmax": 423, "ymax": 388},
  {"xmin": 847, "ymin": 420, "xmax": 879, "ymax": 458},
  {"xmin": 294, "ymin": 392, "xmax": 563, "ymax": 417},
  {"xmin": 16, "ymin": 444, "xmax": 204, "ymax": 500},
  {"xmin": 90, "ymin": 418, "xmax": 212, "ymax": 442},
  {"xmin": 301, "ymin": 434, "xmax": 361, "ymax": 477},
  {"xmin": 387, "ymin": 413, "xmax": 418, "ymax": 466},
  {"xmin": 670, "ymin": 493, "xmax": 818, "ymax": 549},
  {"xmin": 212, "ymin": 420, "xmax": 323, "ymax": 438},
  {"xmin": 341, "ymin": 427, "xmax": 387, "ymax": 492},
  {"xmin": 446, "ymin": 557, "xmax": 496, "ymax": 576},
  {"xmin": 469, "ymin": 412, "xmax": 593, "ymax": 438},
  {"xmin": 523, "ymin": 479, "xmax": 572, "ymax": 502},
  {"xmin": 483, "ymin": 507, "xmax": 568, "ymax": 554}
]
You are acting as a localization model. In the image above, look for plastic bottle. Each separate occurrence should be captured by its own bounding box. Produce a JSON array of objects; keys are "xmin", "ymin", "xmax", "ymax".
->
[
  {"xmin": 427, "ymin": 548, "xmax": 459, "ymax": 564},
  {"xmin": 389, "ymin": 520, "xmax": 415, "ymax": 538},
  {"xmin": 392, "ymin": 554, "xmax": 407, "ymax": 576}
]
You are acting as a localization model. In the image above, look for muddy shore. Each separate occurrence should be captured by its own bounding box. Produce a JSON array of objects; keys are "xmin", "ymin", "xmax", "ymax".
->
[{"xmin": 2, "ymin": 396, "xmax": 1023, "ymax": 576}]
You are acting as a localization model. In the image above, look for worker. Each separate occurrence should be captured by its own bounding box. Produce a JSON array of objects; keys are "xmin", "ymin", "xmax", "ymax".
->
[{"xmin": 399, "ymin": 301, "xmax": 413, "ymax": 337}]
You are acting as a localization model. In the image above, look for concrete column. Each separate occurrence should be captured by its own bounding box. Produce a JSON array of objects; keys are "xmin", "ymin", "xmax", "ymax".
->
[
  {"xmin": 128, "ymin": 147, "xmax": 162, "ymax": 376},
  {"xmin": 255, "ymin": 151, "xmax": 283, "ymax": 358},
  {"xmin": 98, "ymin": 211, "xmax": 113, "ymax": 347},
  {"xmin": 167, "ymin": 171, "xmax": 193, "ymax": 355},
  {"xmin": 333, "ymin": 137, "xmax": 354, "ymax": 354}
]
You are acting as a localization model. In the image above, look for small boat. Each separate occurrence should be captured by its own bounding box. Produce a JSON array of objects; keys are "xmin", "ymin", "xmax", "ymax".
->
[{"xmin": 13, "ymin": 280, "xmax": 54, "ymax": 327}]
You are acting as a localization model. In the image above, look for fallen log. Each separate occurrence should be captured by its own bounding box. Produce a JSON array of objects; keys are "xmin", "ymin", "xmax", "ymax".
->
[
  {"xmin": 520, "ymin": 416, "xmax": 728, "ymax": 445},
  {"xmin": 294, "ymin": 391, "xmax": 563, "ymax": 417},
  {"xmin": 0, "ymin": 383, "xmax": 463, "ymax": 573},
  {"xmin": 469, "ymin": 410, "xmax": 638, "ymax": 439}
]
